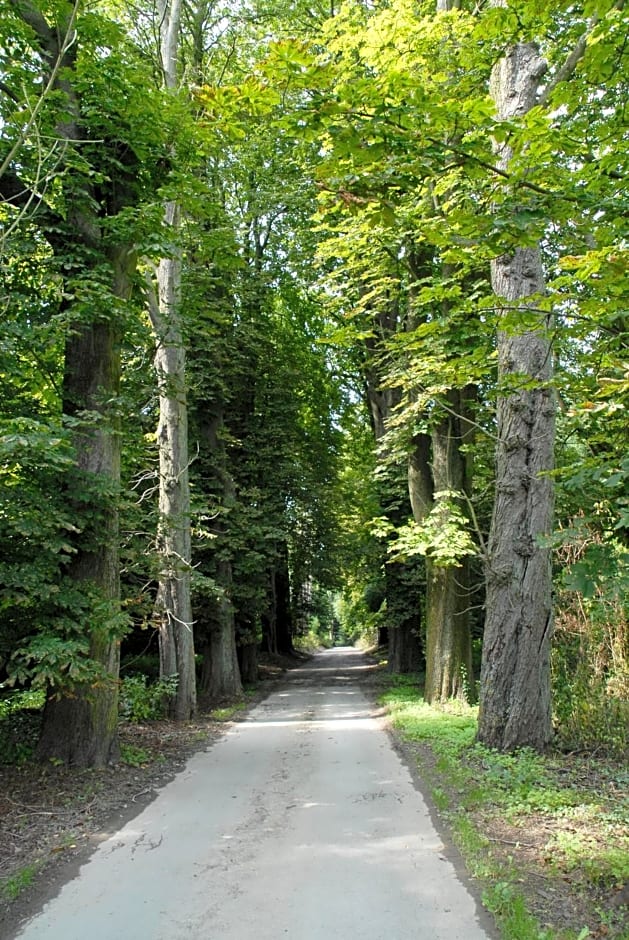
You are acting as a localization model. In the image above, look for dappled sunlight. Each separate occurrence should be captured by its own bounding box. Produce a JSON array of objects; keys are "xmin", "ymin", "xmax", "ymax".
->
[
  {"xmin": 233, "ymin": 715, "xmax": 379, "ymax": 731},
  {"xmin": 290, "ymin": 665, "xmax": 378, "ymax": 676}
]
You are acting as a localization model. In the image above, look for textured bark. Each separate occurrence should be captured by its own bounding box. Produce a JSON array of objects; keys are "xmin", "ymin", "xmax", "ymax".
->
[
  {"xmin": 149, "ymin": 0, "xmax": 197, "ymax": 720},
  {"xmin": 238, "ymin": 643, "xmax": 258, "ymax": 685},
  {"xmin": 275, "ymin": 543, "xmax": 294, "ymax": 655},
  {"xmin": 477, "ymin": 36, "xmax": 555, "ymax": 751},
  {"xmin": 201, "ymin": 555, "xmax": 241, "ymax": 700},
  {"xmin": 14, "ymin": 0, "xmax": 138, "ymax": 765},
  {"xmin": 151, "ymin": 218, "xmax": 197, "ymax": 719},
  {"xmin": 261, "ymin": 580, "xmax": 277, "ymax": 655},
  {"xmin": 428, "ymin": 392, "xmax": 475, "ymax": 702},
  {"xmin": 37, "ymin": 246, "xmax": 135, "ymax": 767}
]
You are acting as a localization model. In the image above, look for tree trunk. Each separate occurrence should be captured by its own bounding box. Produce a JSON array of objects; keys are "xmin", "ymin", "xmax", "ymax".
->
[
  {"xmin": 150, "ymin": 217, "xmax": 196, "ymax": 719},
  {"xmin": 149, "ymin": 0, "xmax": 197, "ymax": 720},
  {"xmin": 37, "ymin": 245, "xmax": 134, "ymax": 767},
  {"xmin": 477, "ymin": 36, "xmax": 555, "ymax": 751},
  {"xmin": 201, "ymin": 556, "xmax": 242, "ymax": 699},
  {"xmin": 423, "ymin": 391, "xmax": 475, "ymax": 703},
  {"xmin": 238, "ymin": 642, "xmax": 258, "ymax": 685},
  {"xmin": 419, "ymin": 0, "xmax": 476, "ymax": 702},
  {"xmin": 366, "ymin": 363, "xmax": 423, "ymax": 674},
  {"xmin": 196, "ymin": 407, "xmax": 243, "ymax": 700},
  {"xmin": 275, "ymin": 543, "xmax": 294, "ymax": 655}
]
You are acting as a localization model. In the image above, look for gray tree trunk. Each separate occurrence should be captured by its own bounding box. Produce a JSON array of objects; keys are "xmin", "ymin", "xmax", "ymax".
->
[
  {"xmin": 366, "ymin": 363, "xmax": 422, "ymax": 674},
  {"xmin": 11, "ymin": 2, "xmax": 132, "ymax": 767},
  {"xmin": 149, "ymin": 0, "xmax": 197, "ymax": 720},
  {"xmin": 477, "ymin": 36, "xmax": 555, "ymax": 751}
]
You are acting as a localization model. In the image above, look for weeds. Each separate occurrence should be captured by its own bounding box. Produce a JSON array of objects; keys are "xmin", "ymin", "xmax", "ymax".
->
[
  {"xmin": 119, "ymin": 743, "xmax": 153, "ymax": 767},
  {"xmin": 0, "ymin": 690, "xmax": 44, "ymax": 765},
  {"xmin": 1, "ymin": 863, "xmax": 41, "ymax": 901},
  {"xmin": 552, "ymin": 532, "xmax": 629, "ymax": 760},
  {"xmin": 209, "ymin": 702, "xmax": 247, "ymax": 721}
]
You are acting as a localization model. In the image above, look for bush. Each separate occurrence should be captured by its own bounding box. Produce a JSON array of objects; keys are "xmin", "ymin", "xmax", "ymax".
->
[
  {"xmin": 118, "ymin": 674, "xmax": 178, "ymax": 722},
  {"xmin": 552, "ymin": 535, "xmax": 629, "ymax": 758}
]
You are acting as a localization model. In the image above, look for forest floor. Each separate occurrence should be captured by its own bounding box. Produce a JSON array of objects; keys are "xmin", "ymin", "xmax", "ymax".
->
[{"xmin": 0, "ymin": 650, "xmax": 627, "ymax": 939}]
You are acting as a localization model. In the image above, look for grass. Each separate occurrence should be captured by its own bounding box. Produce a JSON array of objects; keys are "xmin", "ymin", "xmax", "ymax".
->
[
  {"xmin": 208, "ymin": 701, "xmax": 248, "ymax": 721},
  {"xmin": 379, "ymin": 674, "xmax": 629, "ymax": 940},
  {"xmin": 1, "ymin": 862, "xmax": 42, "ymax": 901}
]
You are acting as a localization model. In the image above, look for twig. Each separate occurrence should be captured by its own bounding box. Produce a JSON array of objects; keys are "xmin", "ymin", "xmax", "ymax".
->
[{"xmin": 488, "ymin": 837, "xmax": 536, "ymax": 847}]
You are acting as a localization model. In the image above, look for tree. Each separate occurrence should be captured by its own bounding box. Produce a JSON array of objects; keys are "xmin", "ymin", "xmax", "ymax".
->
[
  {"xmin": 476, "ymin": 1, "xmax": 623, "ymax": 750},
  {"xmin": 144, "ymin": 0, "xmax": 197, "ymax": 720},
  {"xmin": 0, "ymin": 0, "xmax": 161, "ymax": 765}
]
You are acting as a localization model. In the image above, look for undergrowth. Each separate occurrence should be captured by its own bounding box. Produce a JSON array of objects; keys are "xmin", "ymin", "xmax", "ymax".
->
[
  {"xmin": 118, "ymin": 674, "xmax": 179, "ymax": 722},
  {"xmin": 0, "ymin": 862, "xmax": 43, "ymax": 902},
  {"xmin": 380, "ymin": 675, "xmax": 629, "ymax": 940}
]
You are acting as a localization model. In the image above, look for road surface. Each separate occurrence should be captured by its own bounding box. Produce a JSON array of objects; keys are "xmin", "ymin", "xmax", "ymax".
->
[{"xmin": 11, "ymin": 648, "xmax": 495, "ymax": 939}]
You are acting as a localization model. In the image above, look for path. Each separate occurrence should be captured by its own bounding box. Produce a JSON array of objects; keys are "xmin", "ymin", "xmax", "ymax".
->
[{"xmin": 11, "ymin": 648, "xmax": 495, "ymax": 939}]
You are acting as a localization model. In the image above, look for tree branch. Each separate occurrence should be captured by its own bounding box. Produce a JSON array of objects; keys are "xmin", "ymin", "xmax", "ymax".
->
[
  {"xmin": 0, "ymin": 80, "xmax": 20, "ymax": 103},
  {"xmin": 537, "ymin": 2, "xmax": 624, "ymax": 108},
  {"xmin": 0, "ymin": 167, "xmax": 65, "ymax": 249},
  {"xmin": 537, "ymin": 18, "xmax": 597, "ymax": 108},
  {"xmin": 0, "ymin": 0, "xmax": 79, "ymax": 182}
]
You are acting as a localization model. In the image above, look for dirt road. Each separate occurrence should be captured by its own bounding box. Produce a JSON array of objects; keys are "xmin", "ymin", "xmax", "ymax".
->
[{"xmin": 10, "ymin": 649, "xmax": 495, "ymax": 939}]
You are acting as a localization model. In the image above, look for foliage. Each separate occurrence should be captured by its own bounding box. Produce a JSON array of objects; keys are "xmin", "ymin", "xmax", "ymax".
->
[
  {"xmin": 0, "ymin": 0, "xmax": 627, "ymax": 759},
  {"xmin": 551, "ymin": 526, "xmax": 629, "ymax": 759},
  {"xmin": 118, "ymin": 674, "xmax": 179, "ymax": 723},
  {"xmin": 119, "ymin": 743, "xmax": 154, "ymax": 767},
  {"xmin": 372, "ymin": 492, "xmax": 476, "ymax": 567}
]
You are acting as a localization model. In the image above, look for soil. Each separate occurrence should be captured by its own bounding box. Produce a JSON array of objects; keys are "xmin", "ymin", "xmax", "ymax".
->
[{"xmin": 1, "ymin": 653, "xmax": 627, "ymax": 939}]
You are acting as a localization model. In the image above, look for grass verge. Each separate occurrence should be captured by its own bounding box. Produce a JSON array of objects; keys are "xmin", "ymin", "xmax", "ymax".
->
[{"xmin": 379, "ymin": 674, "xmax": 629, "ymax": 940}]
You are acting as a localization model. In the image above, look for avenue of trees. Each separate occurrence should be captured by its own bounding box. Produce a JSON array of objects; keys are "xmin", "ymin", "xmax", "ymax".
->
[{"xmin": 0, "ymin": 0, "xmax": 627, "ymax": 765}]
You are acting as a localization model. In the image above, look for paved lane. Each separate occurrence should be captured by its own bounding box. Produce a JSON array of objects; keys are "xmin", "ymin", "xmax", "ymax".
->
[{"xmin": 12, "ymin": 649, "xmax": 495, "ymax": 939}]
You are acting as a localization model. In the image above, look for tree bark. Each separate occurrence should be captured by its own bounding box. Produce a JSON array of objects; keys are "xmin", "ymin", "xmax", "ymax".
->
[
  {"xmin": 200, "ymin": 556, "xmax": 242, "ymax": 700},
  {"xmin": 477, "ymin": 36, "xmax": 555, "ymax": 751},
  {"xmin": 149, "ymin": 0, "xmax": 197, "ymax": 719},
  {"xmin": 238, "ymin": 642, "xmax": 258, "ymax": 685},
  {"xmin": 274, "ymin": 543, "xmax": 294, "ymax": 655},
  {"xmin": 9, "ymin": 0, "xmax": 137, "ymax": 766},
  {"xmin": 150, "ymin": 214, "xmax": 197, "ymax": 719},
  {"xmin": 37, "ymin": 245, "xmax": 135, "ymax": 767}
]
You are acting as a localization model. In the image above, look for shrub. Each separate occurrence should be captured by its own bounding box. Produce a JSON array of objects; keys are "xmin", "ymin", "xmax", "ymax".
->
[
  {"xmin": 118, "ymin": 674, "xmax": 178, "ymax": 722},
  {"xmin": 552, "ymin": 534, "xmax": 629, "ymax": 758}
]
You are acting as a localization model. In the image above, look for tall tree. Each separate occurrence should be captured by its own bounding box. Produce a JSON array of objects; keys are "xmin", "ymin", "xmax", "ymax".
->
[
  {"xmin": 146, "ymin": 0, "xmax": 197, "ymax": 719},
  {"xmin": 0, "ymin": 0, "xmax": 156, "ymax": 765},
  {"xmin": 477, "ymin": 4, "xmax": 578, "ymax": 751}
]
